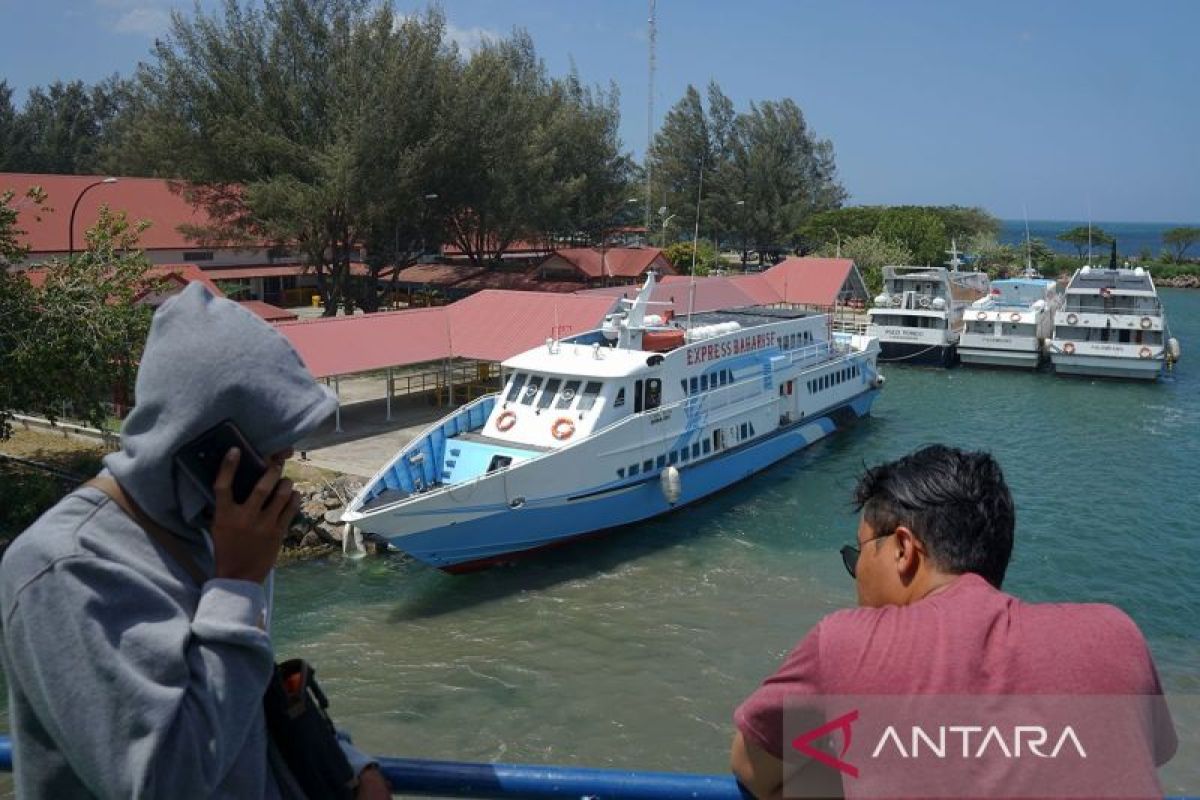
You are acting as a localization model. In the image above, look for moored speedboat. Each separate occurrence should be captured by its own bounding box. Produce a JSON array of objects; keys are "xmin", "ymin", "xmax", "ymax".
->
[
  {"xmin": 341, "ymin": 272, "xmax": 884, "ymax": 572},
  {"xmin": 865, "ymin": 246, "xmax": 990, "ymax": 367},
  {"xmin": 1049, "ymin": 266, "xmax": 1179, "ymax": 381},
  {"xmin": 959, "ymin": 276, "xmax": 1061, "ymax": 369}
]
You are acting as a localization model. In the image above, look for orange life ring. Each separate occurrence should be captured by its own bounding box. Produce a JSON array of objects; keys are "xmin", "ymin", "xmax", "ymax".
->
[
  {"xmin": 1139, "ymin": 346, "xmax": 1152, "ymax": 359},
  {"xmin": 1009, "ymin": 312, "xmax": 1021, "ymax": 323},
  {"xmin": 1140, "ymin": 316, "xmax": 1152, "ymax": 330},
  {"xmin": 976, "ymin": 311, "xmax": 987, "ymax": 321},
  {"xmin": 1066, "ymin": 313, "xmax": 1078, "ymax": 325},
  {"xmin": 551, "ymin": 417, "xmax": 575, "ymax": 441},
  {"xmin": 1063, "ymin": 342, "xmax": 1076, "ymax": 355},
  {"xmin": 496, "ymin": 411, "xmax": 517, "ymax": 431}
]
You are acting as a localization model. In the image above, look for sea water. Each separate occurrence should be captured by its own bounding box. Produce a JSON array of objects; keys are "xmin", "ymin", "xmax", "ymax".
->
[{"xmin": 1, "ymin": 293, "xmax": 1196, "ymax": 794}]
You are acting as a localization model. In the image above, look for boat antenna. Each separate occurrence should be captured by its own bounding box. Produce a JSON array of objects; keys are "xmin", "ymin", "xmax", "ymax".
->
[
  {"xmin": 1086, "ymin": 196, "xmax": 1093, "ymax": 266},
  {"xmin": 644, "ymin": 0, "xmax": 656, "ymax": 240},
  {"xmin": 686, "ymin": 157, "xmax": 704, "ymax": 330},
  {"xmin": 1023, "ymin": 204, "xmax": 1033, "ymax": 275}
]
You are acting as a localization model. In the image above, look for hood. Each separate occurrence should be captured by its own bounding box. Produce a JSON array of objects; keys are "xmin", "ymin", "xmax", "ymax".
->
[{"xmin": 104, "ymin": 283, "xmax": 336, "ymax": 539}]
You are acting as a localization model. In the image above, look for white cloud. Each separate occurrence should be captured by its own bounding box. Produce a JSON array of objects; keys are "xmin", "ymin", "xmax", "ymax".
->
[
  {"xmin": 95, "ymin": 0, "xmax": 173, "ymax": 37},
  {"xmin": 445, "ymin": 22, "xmax": 499, "ymax": 53},
  {"xmin": 113, "ymin": 6, "xmax": 172, "ymax": 36}
]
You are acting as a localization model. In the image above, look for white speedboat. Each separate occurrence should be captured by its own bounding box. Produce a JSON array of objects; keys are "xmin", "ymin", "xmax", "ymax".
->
[
  {"xmin": 959, "ymin": 276, "xmax": 1061, "ymax": 369},
  {"xmin": 341, "ymin": 273, "xmax": 883, "ymax": 572},
  {"xmin": 865, "ymin": 248, "xmax": 990, "ymax": 367},
  {"xmin": 1049, "ymin": 266, "xmax": 1180, "ymax": 380}
]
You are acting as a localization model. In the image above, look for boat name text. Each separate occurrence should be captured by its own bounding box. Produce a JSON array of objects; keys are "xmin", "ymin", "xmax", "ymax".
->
[{"xmin": 686, "ymin": 332, "xmax": 777, "ymax": 365}]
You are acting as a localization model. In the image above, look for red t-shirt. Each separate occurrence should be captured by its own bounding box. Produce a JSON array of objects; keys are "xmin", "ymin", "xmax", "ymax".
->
[{"xmin": 735, "ymin": 573, "xmax": 1176, "ymax": 795}]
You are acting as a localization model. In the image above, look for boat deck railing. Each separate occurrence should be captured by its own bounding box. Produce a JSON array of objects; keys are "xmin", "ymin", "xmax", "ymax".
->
[{"xmin": 1060, "ymin": 304, "xmax": 1161, "ymax": 317}]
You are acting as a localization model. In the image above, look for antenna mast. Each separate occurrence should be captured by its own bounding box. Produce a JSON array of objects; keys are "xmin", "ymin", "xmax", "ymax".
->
[
  {"xmin": 645, "ymin": 0, "xmax": 656, "ymax": 240},
  {"xmin": 686, "ymin": 159, "xmax": 705, "ymax": 330}
]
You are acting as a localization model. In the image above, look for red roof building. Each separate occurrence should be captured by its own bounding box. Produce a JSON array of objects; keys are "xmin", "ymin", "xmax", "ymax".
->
[
  {"xmin": 274, "ymin": 291, "xmax": 616, "ymax": 379},
  {"xmin": 533, "ymin": 247, "xmax": 675, "ymax": 286},
  {"xmin": 238, "ymin": 300, "xmax": 299, "ymax": 323},
  {"xmin": 760, "ymin": 257, "xmax": 867, "ymax": 307}
]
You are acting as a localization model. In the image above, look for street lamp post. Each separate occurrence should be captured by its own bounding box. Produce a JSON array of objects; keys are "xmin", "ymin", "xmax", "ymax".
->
[{"xmin": 67, "ymin": 178, "xmax": 118, "ymax": 261}]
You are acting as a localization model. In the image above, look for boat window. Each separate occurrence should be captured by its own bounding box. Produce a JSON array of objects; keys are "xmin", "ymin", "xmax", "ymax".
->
[
  {"xmin": 680, "ymin": 447, "xmax": 690, "ymax": 462},
  {"xmin": 578, "ymin": 381, "xmax": 603, "ymax": 411},
  {"xmin": 634, "ymin": 379, "xmax": 644, "ymax": 412},
  {"xmin": 690, "ymin": 376, "xmax": 699, "ymax": 394},
  {"xmin": 656, "ymin": 455, "xmax": 666, "ymax": 469},
  {"xmin": 556, "ymin": 380, "xmax": 581, "ymax": 410},
  {"xmin": 681, "ymin": 380, "xmax": 689, "ymax": 394},
  {"xmin": 645, "ymin": 378, "xmax": 662, "ymax": 410},
  {"xmin": 486, "ymin": 455, "xmax": 513, "ymax": 473},
  {"xmin": 692, "ymin": 442, "xmax": 701, "ymax": 458},
  {"xmin": 614, "ymin": 387, "xmax": 625, "ymax": 407},
  {"xmin": 713, "ymin": 430, "xmax": 723, "ymax": 451},
  {"xmin": 701, "ymin": 374, "xmax": 709, "ymax": 391},
  {"xmin": 617, "ymin": 468, "xmax": 625, "ymax": 479},
  {"xmin": 702, "ymin": 439, "xmax": 711, "ymax": 455},
  {"xmin": 538, "ymin": 378, "xmax": 562, "ymax": 410},
  {"xmin": 668, "ymin": 451, "xmax": 678, "ymax": 465},
  {"xmin": 505, "ymin": 373, "xmax": 527, "ymax": 402},
  {"xmin": 749, "ymin": 422, "xmax": 756, "ymax": 436},
  {"xmin": 740, "ymin": 423, "xmax": 748, "ymax": 440},
  {"xmin": 629, "ymin": 463, "xmax": 639, "ymax": 477},
  {"xmin": 643, "ymin": 459, "xmax": 653, "ymax": 472},
  {"xmin": 520, "ymin": 375, "xmax": 543, "ymax": 405}
]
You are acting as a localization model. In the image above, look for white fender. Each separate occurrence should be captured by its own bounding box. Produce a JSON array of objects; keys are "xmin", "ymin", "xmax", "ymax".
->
[{"xmin": 660, "ymin": 465, "xmax": 682, "ymax": 505}]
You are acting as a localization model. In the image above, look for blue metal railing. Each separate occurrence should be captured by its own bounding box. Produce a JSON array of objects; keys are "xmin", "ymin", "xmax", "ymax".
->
[
  {"xmin": 0, "ymin": 735, "xmax": 751, "ymax": 799},
  {"xmin": 1, "ymin": 736, "xmax": 1192, "ymax": 799}
]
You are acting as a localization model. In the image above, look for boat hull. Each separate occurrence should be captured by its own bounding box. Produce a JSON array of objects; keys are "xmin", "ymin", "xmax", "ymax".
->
[
  {"xmin": 1050, "ymin": 354, "xmax": 1162, "ymax": 381},
  {"xmin": 958, "ymin": 347, "xmax": 1042, "ymax": 369},
  {"xmin": 878, "ymin": 341, "xmax": 957, "ymax": 367},
  {"xmin": 374, "ymin": 391, "xmax": 879, "ymax": 571}
]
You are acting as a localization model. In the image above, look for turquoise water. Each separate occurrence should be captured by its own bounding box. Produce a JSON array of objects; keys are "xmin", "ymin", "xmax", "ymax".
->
[
  {"xmin": 1, "ymin": 292, "xmax": 1196, "ymax": 793},
  {"xmin": 263, "ymin": 289, "xmax": 1199, "ymax": 789}
]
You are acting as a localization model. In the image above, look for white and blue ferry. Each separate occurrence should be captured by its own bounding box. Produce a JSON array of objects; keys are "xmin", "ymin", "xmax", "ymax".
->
[{"xmin": 341, "ymin": 273, "xmax": 883, "ymax": 572}]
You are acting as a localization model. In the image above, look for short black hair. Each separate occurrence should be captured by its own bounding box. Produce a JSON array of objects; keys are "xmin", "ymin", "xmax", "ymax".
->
[{"xmin": 852, "ymin": 445, "xmax": 1014, "ymax": 588}]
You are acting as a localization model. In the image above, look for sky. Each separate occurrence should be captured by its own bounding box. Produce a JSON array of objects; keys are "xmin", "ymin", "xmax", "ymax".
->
[{"xmin": 2, "ymin": 0, "xmax": 1198, "ymax": 223}]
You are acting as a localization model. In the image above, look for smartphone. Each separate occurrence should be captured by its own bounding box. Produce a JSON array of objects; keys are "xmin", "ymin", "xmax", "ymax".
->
[{"xmin": 175, "ymin": 419, "xmax": 270, "ymax": 507}]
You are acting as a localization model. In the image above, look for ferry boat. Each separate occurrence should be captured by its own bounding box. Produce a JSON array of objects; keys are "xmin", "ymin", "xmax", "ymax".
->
[
  {"xmin": 959, "ymin": 274, "xmax": 1061, "ymax": 369},
  {"xmin": 865, "ymin": 247, "xmax": 990, "ymax": 366},
  {"xmin": 1049, "ymin": 266, "xmax": 1179, "ymax": 381},
  {"xmin": 340, "ymin": 272, "xmax": 883, "ymax": 572}
]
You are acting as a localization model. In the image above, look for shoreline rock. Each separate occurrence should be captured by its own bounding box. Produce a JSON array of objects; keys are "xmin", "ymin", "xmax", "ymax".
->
[{"xmin": 284, "ymin": 475, "xmax": 398, "ymax": 561}]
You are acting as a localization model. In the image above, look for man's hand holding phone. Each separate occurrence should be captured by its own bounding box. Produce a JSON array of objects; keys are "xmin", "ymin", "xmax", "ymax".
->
[{"xmin": 210, "ymin": 448, "xmax": 298, "ymax": 584}]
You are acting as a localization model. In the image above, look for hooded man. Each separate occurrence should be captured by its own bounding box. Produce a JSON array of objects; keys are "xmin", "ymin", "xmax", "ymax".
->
[{"xmin": 0, "ymin": 284, "xmax": 390, "ymax": 798}]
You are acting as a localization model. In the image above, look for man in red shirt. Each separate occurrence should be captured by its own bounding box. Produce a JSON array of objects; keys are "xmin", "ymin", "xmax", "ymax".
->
[{"xmin": 731, "ymin": 445, "xmax": 1176, "ymax": 799}]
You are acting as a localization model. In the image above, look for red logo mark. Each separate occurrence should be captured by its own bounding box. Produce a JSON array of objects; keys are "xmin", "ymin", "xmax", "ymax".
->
[{"xmin": 791, "ymin": 709, "xmax": 860, "ymax": 778}]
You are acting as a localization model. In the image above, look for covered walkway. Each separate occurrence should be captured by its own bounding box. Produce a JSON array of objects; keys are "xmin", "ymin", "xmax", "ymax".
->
[{"xmin": 274, "ymin": 290, "xmax": 617, "ymax": 432}]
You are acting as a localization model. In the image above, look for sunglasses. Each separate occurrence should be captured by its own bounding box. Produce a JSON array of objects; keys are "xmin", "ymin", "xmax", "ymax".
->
[{"xmin": 839, "ymin": 532, "xmax": 894, "ymax": 578}]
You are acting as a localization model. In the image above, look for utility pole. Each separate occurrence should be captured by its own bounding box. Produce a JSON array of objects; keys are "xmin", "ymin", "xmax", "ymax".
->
[{"xmin": 645, "ymin": 0, "xmax": 656, "ymax": 243}]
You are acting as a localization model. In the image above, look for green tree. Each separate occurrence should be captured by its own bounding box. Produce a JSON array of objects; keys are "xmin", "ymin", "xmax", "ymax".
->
[
  {"xmin": 1162, "ymin": 226, "xmax": 1200, "ymax": 262},
  {"xmin": 2, "ymin": 203, "xmax": 161, "ymax": 437},
  {"xmin": 816, "ymin": 232, "xmax": 912, "ymax": 296},
  {"xmin": 965, "ymin": 232, "xmax": 1018, "ymax": 275},
  {"xmin": 663, "ymin": 240, "xmax": 717, "ymax": 277},
  {"xmin": 0, "ymin": 81, "xmax": 20, "ymax": 172},
  {"xmin": 647, "ymin": 85, "xmax": 710, "ymax": 237},
  {"xmin": 1057, "ymin": 226, "xmax": 1112, "ymax": 261},
  {"xmin": 876, "ymin": 207, "xmax": 946, "ymax": 266}
]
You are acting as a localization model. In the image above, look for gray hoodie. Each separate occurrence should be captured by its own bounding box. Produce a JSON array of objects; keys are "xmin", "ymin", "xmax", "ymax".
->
[{"xmin": 0, "ymin": 284, "xmax": 361, "ymax": 798}]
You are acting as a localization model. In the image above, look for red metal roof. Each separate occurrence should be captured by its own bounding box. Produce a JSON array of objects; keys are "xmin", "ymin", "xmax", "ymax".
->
[
  {"xmin": 393, "ymin": 262, "xmax": 485, "ymax": 285},
  {"xmin": 275, "ymin": 307, "xmax": 453, "ymax": 379},
  {"xmin": 238, "ymin": 300, "xmax": 299, "ymax": 323},
  {"xmin": 17, "ymin": 262, "xmax": 225, "ymax": 299},
  {"xmin": 761, "ymin": 257, "xmax": 856, "ymax": 306},
  {"xmin": 273, "ymin": 291, "xmax": 615, "ymax": 378},
  {"xmin": 580, "ymin": 276, "xmax": 761, "ymax": 316},
  {"xmin": 449, "ymin": 271, "xmax": 583, "ymax": 294},
  {"xmin": 541, "ymin": 248, "xmax": 674, "ymax": 279},
  {"xmin": 1, "ymin": 172, "xmax": 227, "ymax": 252},
  {"xmin": 445, "ymin": 291, "xmax": 617, "ymax": 362}
]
